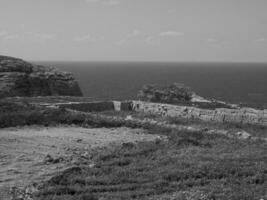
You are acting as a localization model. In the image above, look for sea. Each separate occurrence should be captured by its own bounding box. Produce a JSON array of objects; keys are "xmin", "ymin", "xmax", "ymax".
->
[{"xmin": 36, "ymin": 62, "xmax": 267, "ymax": 107}]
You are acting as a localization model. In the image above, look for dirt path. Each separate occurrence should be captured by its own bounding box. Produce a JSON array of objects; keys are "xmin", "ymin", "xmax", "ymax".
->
[{"xmin": 0, "ymin": 126, "xmax": 161, "ymax": 199}]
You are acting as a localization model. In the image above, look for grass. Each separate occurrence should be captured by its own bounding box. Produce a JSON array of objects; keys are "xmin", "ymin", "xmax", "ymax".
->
[
  {"xmin": 2, "ymin": 96, "xmax": 97, "ymax": 104},
  {"xmin": 1, "ymin": 99, "xmax": 266, "ymax": 139},
  {"xmin": 0, "ymin": 101, "xmax": 134, "ymax": 129},
  {"xmin": 96, "ymin": 110, "xmax": 267, "ymax": 139},
  {"xmin": 1, "ymin": 99, "xmax": 266, "ymax": 200},
  {"xmin": 0, "ymin": 100, "xmax": 86, "ymax": 128},
  {"xmin": 34, "ymin": 128, "xmax": 267, "ymax": 200}
]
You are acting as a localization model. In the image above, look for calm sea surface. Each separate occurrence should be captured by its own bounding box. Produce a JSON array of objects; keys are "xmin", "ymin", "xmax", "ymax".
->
[{"xmin": 36, "ymin": 62, "xmax": 267, "ymax": 106}]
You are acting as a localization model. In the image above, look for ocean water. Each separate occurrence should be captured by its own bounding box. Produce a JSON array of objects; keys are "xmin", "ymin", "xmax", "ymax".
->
[{"xmin": 37, "ymin": 62, "xmax": 267, "ymax": 106}]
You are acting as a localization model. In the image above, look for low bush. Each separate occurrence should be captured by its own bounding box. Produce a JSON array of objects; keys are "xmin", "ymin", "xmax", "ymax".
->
[{"xmin": 0, "ymin": 101, "xmax": 87, "ymax": 128}]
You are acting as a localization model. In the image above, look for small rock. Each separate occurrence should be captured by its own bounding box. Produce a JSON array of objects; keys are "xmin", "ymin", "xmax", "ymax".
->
[
  {"xmin": 81, "ymin": 152, "xmax": 89, "ymax": 158},
  {"xmin": 25, "ymin": 185, "xmax": 38, "ymax": 195},
  {"xmin": 43, "ymin": 154, "xmax": 54, "ymax": 163},
  {"xmin": 76, "ymin": 139, "xmax": 83, "ymax": 143},
  {"xmin": 65, "ymin": 147, "xmax": 71, "ymax": 151},
  {"xmin": 202, "ymin": 127, "xmax": 209, "ymax": 132},
  {"xmin": 122, "ymin": 142, "xmax": 134, "ymax": 148},
  {"xmin": 43, "ymin": 154, "xmax": 63, "ymax": 164},
  {"xmin": 125, "ymin": 115, "xmax": 133, "ymax": 121},
  {"xmin": 89, "ymin": 163, "xmax": 95, "ymax": 168},
  {"xmin": 84, "ymin": 145, "xmax": 92, "ymax": 150},
  {"xmin": 16, "ymin": 195, "xmax": 24, "ymax": 200},
  {"xmin": 71, "ymin": 158, "xmax": 80, "ymax": 165},
  {"xmin": 236, "ymin": 131, "xmax": 251, "ymax": 139},
  {"xmin": 52, "ymin": 156, "xmax": 64, "ymax": 163},
  {"xmin": 186, "ymin": 126, "xmax": 198, "ymax": 132},
  {"xmin": 170, "ymin": 124, "xmax": 177, "ymax": 129},
  {"xmin": 155, "ymin": 138, "xmax": 162, "ymax": 144}
]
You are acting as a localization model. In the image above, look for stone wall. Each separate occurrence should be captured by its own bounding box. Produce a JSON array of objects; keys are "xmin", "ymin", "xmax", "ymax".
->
[
  {"xmin": 131, "ymin": 101, "xmax": 267, "ymax": 126},
  {"xmin": 46, "ymin": 100, "xmax": 267, "ymax": 126},
  {"xmin": 58, "ymin": 102, "xmax": 115, "ymax": 112}
]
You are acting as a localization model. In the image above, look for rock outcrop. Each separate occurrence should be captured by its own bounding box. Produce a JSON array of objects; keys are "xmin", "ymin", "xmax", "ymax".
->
[
  {"xmin": 138, "ymin": 83, "xmax": 194, "ymax": 103},
  {"xmin": 0, "ymin": 55, "xmax": 82, "ymax": 97},
  {"xmin": 137, "ymin": 83, "xmax": 236, "ymax": 109}
]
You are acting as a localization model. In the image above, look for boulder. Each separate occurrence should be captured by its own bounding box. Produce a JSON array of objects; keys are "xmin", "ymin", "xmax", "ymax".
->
[{"xmin": 0, "ymin": 55, "xmax": 82, "ymax": 97}]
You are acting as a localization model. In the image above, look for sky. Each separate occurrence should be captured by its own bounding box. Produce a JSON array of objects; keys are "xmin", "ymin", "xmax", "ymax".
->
[{"xmin": 0, "ymin": 0, "xmax": 267, "ymax": 62}]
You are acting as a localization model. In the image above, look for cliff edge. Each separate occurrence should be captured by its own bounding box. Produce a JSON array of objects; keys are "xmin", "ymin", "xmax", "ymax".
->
[
  {"xmin": 0, "ymin": 55, "xmax": 82, "ymax": 97},
  {"xmin": 137, "ymin": 83, "xmax": 236, "ymax": 109}
]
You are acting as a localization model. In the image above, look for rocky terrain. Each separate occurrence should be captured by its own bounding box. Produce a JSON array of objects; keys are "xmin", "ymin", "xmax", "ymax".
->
[
  {"xmin": 137, "ymin": 83, "xmax": 237, "ymax": 109},
  {"xmin": 138, "ymin": 83, "xmax": 194, "ymax": 103},
  {"xmin": 0, "ymin": 126, "xmax": 162, "ymax": 200},
  {"xmin": 0, "ymin": 55, "xmax": 82, "ymax": 97},
  {"xmin": 0, "ymin": 58, "xmax": 266, "ymax": 200}
]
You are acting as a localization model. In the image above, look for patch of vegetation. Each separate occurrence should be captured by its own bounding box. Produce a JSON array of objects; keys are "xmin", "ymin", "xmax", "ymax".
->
[
  {"xmin": 96, "ymin": 110, "xmax": 267, "ymax": 139},
  {"xmin": 174, "ymin": 101, "xmax": 234, "ymax": 110},
  {"xmin": 3, "ymin": 96, "xmax": 97, "ymax": 104},
  {"xmin": 166, "ymin": 115, "xmax": 267, "ymax": 139},
  {"xmin": 0, "ymin": 100, "xmax": 85, "ymax": 128},
  {"xmin": 34, "ymin": 129, "xmax": 267, "ymax": 200},
  {"xmin": 0, "ymin": 101, "xmax": 132, "ymax": 129}
]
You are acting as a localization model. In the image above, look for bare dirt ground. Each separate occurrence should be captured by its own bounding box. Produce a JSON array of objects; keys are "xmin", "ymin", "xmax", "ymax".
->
[{"xmin": 0, "ymin": 126, "xmax": 161, "ymax": 199}]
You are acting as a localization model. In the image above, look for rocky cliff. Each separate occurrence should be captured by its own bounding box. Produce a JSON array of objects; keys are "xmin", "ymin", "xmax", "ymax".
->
[
  {"xmin": 0, "ymin": 55, "xmax": 82, "ymax": 97},
  {"xmin": 137, "ymin": 83, "xmax": 236, "ymax": 109}
]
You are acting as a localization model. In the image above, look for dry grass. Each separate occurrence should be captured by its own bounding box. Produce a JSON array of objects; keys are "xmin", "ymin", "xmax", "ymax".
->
[
  {"xmin": 34, "ymin": 129, "xmax": 267, "ymax": 200},
  {"xmin": 1, "ymin": 99, "xmax": 266, "ymax": 200}
]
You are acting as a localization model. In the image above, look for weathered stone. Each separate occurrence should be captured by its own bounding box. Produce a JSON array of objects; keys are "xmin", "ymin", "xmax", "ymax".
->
[
  {"xmin": 236, "ymin": 131, "xmax": 251, "ymax": 139},
  {"xmin": 0, "ymin": 55, "xmax": 82, "ymax": 97},
  {"xmin": 131, "ymin": 101, "xmax": 267, "ymax": 126}
]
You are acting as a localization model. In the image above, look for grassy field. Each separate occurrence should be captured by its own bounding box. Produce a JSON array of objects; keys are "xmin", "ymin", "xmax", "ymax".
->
[
  {"xmin": 34, "ymin": 128, "xmax": 267, "ymax": 200},
  {"xmin": 1, "ymin": 99, "xmax": 266, "ymax": 200},
  {"xmin": 95, "ymin": 110, "xmax": 267, "ymax": 139}
]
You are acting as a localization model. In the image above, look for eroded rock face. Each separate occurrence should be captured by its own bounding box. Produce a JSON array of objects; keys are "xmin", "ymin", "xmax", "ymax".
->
[
  {"xmin": 0, "ymin": 55, "xmax": 82, "ymax": 97},
  {"xmin": 137, "ymin": 83, "xmax": 236, "ymax": 110}
]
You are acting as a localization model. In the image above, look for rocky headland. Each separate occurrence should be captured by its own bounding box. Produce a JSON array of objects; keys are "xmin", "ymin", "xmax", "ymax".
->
[{"xmin": 0, "ymin": 55, "xmax": 82, "ymax": 97}]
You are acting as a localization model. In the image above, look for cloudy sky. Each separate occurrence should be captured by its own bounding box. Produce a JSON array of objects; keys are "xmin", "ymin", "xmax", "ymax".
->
[{"xmin": 0, "ymin": 0, "xmax": 267, "ymax": 62}]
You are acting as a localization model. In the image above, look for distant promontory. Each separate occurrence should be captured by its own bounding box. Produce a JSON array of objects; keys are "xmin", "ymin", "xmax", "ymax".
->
[{"xmin": 0, "ymin": 55, "xmax": 82, "ymax": 97}]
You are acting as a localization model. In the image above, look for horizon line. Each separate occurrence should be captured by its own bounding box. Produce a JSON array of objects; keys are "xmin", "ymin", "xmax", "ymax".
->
[{"xmin": 31, "ymin": 60, "xmax": 267, "ymax": 64}]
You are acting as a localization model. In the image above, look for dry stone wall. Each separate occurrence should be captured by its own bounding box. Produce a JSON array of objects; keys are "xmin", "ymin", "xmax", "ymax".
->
[
  {"xmin": 131, "ymin": 101, "xmax": 267, "ymax": 126},
  {"xmin": 50, "ymin": 100, "xmax": 267, "ymax": 126},
  {"xmin": 58, "ymin": 102, "xmax": 115, "ymax": 112}
]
